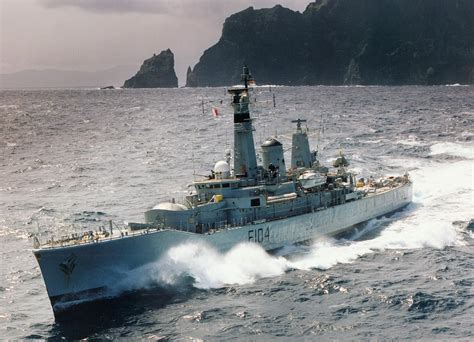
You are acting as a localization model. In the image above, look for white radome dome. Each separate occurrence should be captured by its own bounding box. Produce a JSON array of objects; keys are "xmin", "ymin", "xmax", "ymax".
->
[
  {"xmin": 213, "ymin": 160, "xmax": 230, "ymax": 179},
  {"xmin": 153, "ymin": 202, "xmax": 187, "ymax": 211}
]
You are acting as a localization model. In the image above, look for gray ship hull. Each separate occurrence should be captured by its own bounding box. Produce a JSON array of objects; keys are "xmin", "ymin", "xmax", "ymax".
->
[{"xmin": 33, "ymin": 182, "xmax": 412, "ymax": 314}]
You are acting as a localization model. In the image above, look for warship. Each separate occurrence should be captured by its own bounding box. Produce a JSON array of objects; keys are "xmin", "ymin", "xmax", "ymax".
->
[{"xmin": 32, "ymin": 67, "xmax": 412, "ymax": 316}]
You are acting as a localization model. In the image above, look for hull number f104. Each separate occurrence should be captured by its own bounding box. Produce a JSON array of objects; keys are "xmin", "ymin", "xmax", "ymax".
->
[{"xmin": 248, "ymin": 227, "xmax": 270, "ymax": 243}]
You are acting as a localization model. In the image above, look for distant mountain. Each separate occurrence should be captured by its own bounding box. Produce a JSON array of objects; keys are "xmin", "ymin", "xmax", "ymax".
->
[
  {"xmin": 0, "ymin": 65, "xmax": 138, "ymax": 89},
  {"xmin": 186, "ymin": 0, "xmax": 474, "ymax": 86}
]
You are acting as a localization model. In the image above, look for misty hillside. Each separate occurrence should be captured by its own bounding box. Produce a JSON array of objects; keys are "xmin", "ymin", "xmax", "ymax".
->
[{"xmin": 0, "ymin": 65, "xmax": 138, "ymax": 89}]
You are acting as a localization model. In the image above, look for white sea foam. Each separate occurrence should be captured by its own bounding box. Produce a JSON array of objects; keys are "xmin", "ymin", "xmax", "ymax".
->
[
  {"xmin": 0, "ymin": 104, "xmax": 19, "ymax": 109},
  {"xmin": 113, "ymin": 242, "xmax": 290, "ymax": 292},
  {"xmin": 429, "ymin": 142, "xmax": 474, "ymax": 159},
  {"xmin": 157, "ymin": 242, "xmax": 289, "ymax": 288},
  {"xmin": 360, "ymin": 139, "xmax": 383, "ymax": 144},
  {"xmin": 395, "ymin": 135, "xmax": 424, "ymax": 146},
  {"xmin": 380, "ymin": 156, "xmax": 423, "ymax": 171}
]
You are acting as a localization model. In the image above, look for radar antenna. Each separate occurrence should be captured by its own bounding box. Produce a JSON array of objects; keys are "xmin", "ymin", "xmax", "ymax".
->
[
  {"xmin": 241, "ymin": 65, "xmax": 252, "ymax": 89},
  {"xmin": 316, "ymin": 112, "xmax": 324, "ymax": 151},
  {"xmin": 291, "ymin": 119, "xmax": 307, "ymax": 133}
]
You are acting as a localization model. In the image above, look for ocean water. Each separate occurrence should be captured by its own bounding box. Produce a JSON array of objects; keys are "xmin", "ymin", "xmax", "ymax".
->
[{"xmin": 0, "ymin": 85, "xmax": 473, "ymax": 340}]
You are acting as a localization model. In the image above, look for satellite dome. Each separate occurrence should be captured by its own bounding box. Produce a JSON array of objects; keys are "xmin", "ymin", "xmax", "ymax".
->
[
  {"xmin": 213, "ymin": 160, "xmax": 230, "ymax": 179},
  {"xmin": 153, "ymin": 203, "xmax": 187, "ymax": 211},
  {"xmin": 261, "ymin": 138, "xmax": 282, "ymax": 147}
]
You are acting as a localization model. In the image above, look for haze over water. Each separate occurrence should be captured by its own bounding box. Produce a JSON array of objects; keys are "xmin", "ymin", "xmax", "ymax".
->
[{"xmin": 0, "ymin": 85, "xmax": 473, "ymax": 339}]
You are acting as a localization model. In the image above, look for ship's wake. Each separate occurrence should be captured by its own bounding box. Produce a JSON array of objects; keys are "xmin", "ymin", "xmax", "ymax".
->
[{"xmin": 114, "ymin": 142, "xmax": 473, "ymax": 293}]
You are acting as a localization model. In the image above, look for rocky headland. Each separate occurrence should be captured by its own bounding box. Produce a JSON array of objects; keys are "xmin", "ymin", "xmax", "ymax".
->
[
  {"xmin": 186, "ymin": 0, "xmax": 474, "ymax": 86},
  {"xmin": 124, "ymin": 49, "xmax": 178, "ymax": 88}
]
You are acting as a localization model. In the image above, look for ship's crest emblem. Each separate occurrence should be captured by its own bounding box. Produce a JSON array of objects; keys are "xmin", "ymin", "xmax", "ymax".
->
[{"xmin": 59, "ymin": 253, "xmax": 77, "ymax": 282}]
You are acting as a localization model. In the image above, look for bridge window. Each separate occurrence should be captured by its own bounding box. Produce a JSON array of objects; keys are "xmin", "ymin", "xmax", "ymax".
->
[
  {"xmin": 222, "ymin": 183, "xmax": 230, "ymax": 188},
  {"xmin": 251, "ymin": 198, "xmax": 260, "ymax": 207}
]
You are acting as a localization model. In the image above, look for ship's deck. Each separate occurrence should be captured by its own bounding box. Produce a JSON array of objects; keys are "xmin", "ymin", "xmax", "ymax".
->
[{"xmin": 34, "ymin": 179, "xmax": 410, "ymax": 250}]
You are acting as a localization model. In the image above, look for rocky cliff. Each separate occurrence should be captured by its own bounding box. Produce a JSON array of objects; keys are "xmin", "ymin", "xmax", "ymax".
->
[
  {"xmin": 186, "ymin": 0, "xmax": 474, "ymax": 86},
  {"xmin": 124, "ymin": 49, "xmax": 178, "ymax": 88}
]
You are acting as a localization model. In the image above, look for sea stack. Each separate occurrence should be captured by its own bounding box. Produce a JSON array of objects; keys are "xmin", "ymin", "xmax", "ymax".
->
[
  {"xmin": 123, "ymin": 49, "xmax": 178, "ymax": 88},
  {"xmin": 185, "ymin": 66, "xmax": 198, "ymax": 87}
]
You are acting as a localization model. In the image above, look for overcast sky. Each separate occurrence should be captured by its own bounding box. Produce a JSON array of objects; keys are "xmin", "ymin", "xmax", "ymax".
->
[{"xmin": 0, "ymin": 0, "xmax": 309, "ymax": 82}]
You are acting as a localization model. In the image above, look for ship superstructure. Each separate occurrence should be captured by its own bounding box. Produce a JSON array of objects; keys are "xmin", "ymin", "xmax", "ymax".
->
[{"xmin": 32, "ymin": 67, "xmax": 412, "ymax": 316}]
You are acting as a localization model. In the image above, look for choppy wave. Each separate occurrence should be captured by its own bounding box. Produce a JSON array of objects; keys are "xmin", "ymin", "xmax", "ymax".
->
[
  {"xmin": 429, "ymin": 142, "xmax": 474, "ymax": 159},
  {"xmin": 395, "ymin": 136, "xmax": 425, "ymax": 147},
  {"xmin": 2, "ymin": 87, "xmax": 474, "ymax": 340}
]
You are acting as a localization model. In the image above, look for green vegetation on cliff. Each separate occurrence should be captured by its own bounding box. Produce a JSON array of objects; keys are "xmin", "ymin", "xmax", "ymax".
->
[{"xmin": 186, "ymin": 0, "xmax": 474, "ymax": 86}]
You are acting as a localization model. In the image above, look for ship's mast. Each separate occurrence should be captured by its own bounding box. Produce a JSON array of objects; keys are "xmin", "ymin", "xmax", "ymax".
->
[
  {"xmin": 291, "ymin": 119, "xmax": 313, "ymax": 168},
  {"xmin": 228, "ymin": 66, "xmax": 258, "ymax": 181}
]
